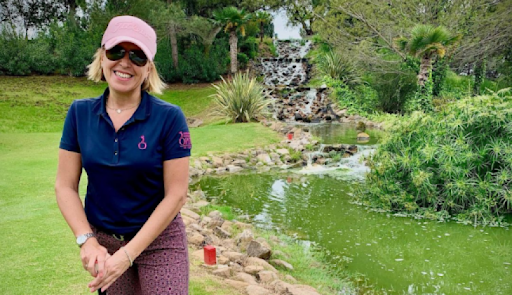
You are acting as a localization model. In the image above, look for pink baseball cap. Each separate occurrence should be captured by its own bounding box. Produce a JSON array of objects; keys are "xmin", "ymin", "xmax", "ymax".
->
[{"xmin": 101, "ymin": 16, "xmax": 157, "ymax": 61}]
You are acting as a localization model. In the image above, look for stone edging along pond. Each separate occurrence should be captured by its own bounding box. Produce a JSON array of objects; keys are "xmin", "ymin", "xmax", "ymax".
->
[
  {"xmin": 189, "ymin": 117, "xmax": 383, "ymax": 179},
  {"xmin": 182, "ymin": 194, "xmax": 327, "ymax": 295}
]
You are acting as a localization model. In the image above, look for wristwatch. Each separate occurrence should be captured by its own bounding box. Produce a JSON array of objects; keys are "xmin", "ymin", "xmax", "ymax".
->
[{"xmin": 76, "ymin": 233, "xmax": 96, "ymax": 247}]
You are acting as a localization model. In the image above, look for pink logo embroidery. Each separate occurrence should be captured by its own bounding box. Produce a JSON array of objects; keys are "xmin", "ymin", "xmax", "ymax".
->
[
  {"xmin": 138, "ymin": 135, "xmax": 147, "ymax": 150},
  {"xmin": 179, "ymin": 131, "xmax": 192, "ymax": 149}
]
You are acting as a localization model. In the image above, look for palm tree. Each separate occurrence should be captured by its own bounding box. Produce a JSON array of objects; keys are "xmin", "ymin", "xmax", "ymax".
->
[
  {"xmin": 395, "ymin": 25, "xmax": 460, "ymax": 86},
  {"xmin": 213, "ymin": 7, "xmax": 252, "ymax": 74},
  {"xmin": 254, "ymin": 11, "xmax": 272, "ymax": 43}
]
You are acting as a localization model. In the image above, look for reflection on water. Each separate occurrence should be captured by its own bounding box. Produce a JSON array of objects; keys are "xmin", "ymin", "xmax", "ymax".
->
[
  {"xmin": 304, "ymin": 123, "xmax": 382, "ymax": 145},
  {"xmin": 196, "ymin": 173, "xmax": 512, "ymax": 294}
]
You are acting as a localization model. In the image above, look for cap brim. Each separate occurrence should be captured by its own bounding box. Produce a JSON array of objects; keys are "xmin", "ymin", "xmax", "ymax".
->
[{"xmin": 103, "ymin": 36, "xmax": 154, "ymax": 61}]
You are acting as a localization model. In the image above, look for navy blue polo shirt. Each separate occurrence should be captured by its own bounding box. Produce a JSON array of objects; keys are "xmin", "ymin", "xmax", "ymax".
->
[{"xmin": 60, "ymin": 88, "xmax": 191, "ymax": 235}]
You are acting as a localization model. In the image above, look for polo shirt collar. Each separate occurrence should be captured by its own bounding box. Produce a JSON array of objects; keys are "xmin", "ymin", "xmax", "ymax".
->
[{"xmin": 94, "ymin": 88, "xmax": 151, "ymax": 121}]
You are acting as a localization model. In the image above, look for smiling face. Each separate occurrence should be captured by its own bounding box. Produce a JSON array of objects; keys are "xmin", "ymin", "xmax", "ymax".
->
[{"xmin": 101, "ymin": 42, "xmax": 151, "ymax": 97}]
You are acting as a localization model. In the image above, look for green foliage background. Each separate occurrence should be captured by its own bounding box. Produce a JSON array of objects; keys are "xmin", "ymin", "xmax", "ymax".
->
[{"xmin": 358, "ymin": 91, "xmax": 512, "ymax": 225}]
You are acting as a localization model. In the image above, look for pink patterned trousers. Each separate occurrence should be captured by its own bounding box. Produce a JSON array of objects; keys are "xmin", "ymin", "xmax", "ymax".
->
[{"xmin": 91, "ymin": 214, "xmax": 189, "ymax": 295}]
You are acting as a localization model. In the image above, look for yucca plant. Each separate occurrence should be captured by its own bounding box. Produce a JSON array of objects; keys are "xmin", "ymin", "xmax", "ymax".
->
[
  {"xmin": 316, "ymin": 51, "xmax": 361, "ymax": 87},
  {"xmin": 211, "ymin": 72, "xmax": 271, "ymax": 123},
  {"xmin": 358, "ymin": 92, "xmax": 512, "ymax": 226}
]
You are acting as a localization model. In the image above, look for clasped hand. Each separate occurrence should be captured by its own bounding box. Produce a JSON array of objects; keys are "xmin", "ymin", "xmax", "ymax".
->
[{"xmin": 81, "ymin": 241, "xmax": 131, "ymax": 293}]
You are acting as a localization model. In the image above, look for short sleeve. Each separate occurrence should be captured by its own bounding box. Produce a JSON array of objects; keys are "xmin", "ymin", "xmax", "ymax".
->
[
  {"xmin": 59, "ymin": 101, "xmax": 80, "ymax": 153},
  {"xmin": 163, "ymin": 107, "xmax": 191, "ymax": 161}
]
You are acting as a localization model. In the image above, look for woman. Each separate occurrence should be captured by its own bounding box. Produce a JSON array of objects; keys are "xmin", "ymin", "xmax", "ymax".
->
[{"xmin": 55, "ymin": 15, "xmax": 190, "ymax": 294}]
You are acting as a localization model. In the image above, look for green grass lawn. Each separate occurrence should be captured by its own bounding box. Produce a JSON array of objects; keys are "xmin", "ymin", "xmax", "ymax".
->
[
  {"xmin": 0, "ymin": 76, "xmax": 218, "ymax": 133},
  {"xmin": 0, "ymin": 76, "xmax": 281, "ymax": 294}
]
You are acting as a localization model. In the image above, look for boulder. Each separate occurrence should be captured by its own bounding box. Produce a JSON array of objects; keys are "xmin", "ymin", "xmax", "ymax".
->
[
  {"xmin": 212, "ymin": 267, "xmax": 232, "ymax": 278},
  {"xmin": 227, "ymin": 165, "xmax": 244, "ymax": 173},
  {"xmin": 223, "ymin": 251, "xmax": 246, "ymax": 263},
  {"xmin": 236, "ymin": 229, "xmax": 254, "ymax": 251},
  {"xmin": 244, "ymin": 265, "xmax": 264, "ymax": 275},
  {"xmin": 180, "ymin": 208, "xmax": 200, "ymax": 220},
  {"xmin": 224, "ymin": 279, "xmax": 249, "ymax": 291},
  {"xmin": 257, "ymin": 271, "xmax": 278, "ymax": 283},
  {"xmin": 244, "ymin": 257, "xmax": 277, "ymax": 273},
  {"xmin": 187, "ymin": 232, "xmax": 205, "ymax": 246},
  {"xmin": 271, "ymin": 259, "xmax": 294, "ymax": 271},
  {"xmin": 210, "ymin": 156, "xmax": 223, "ymax": 168},
  {"xmin": 232, "ymin": 272, "xmax": 258, "ymax": 285},
  {"xmin": 214, "ymin": 226, "xmax": 232, "ymax": 238},
  {"xmin": 247, "ymin": 240, "xmax": 272, "ymax": 260}
]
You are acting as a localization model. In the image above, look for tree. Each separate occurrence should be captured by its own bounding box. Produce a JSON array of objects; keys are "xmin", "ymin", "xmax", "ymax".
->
[
  {"xmin": 213, "ymin": 6, "xmax": 252, "ymax": 74},
  {"xmin": 0, "ymin": 0, "xmax": 66, "ymax": 38},
  {"xmin": 395, "ymin": 25, "xmax": 460, "ymax": 86},
  {"xmin": 186, "ymin": 16, "xmax": 222, "ymax": 56},
  {"xmin": 253, "ymin": 11, "xmax": 272, "ymax": 43}
]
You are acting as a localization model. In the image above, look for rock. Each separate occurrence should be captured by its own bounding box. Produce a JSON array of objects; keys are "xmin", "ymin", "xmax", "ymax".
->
[
  {"xmin": 244, "ymin": 257, "xmax": 277, "ymax": 273},
  {"xmin": 275, "ymin": 148, "xmax": 290, "ymax": 155},
  {"xmin": 236, "ymin": 229, "xmax": 254, "ymax": 252},
  {"xmin": 181, "ymin": 208, "xmax": 200, "ymax": 220},
  {"xmin": 357, "ymin": 132, "xmax": 370, "ymax": 140},
  {"xmin": 247, "ymin": 240, "xmax": 272, "ymax": 260},
  {"xmin": 257, "ymin": 270, "xmax": 278, "ymax": 283},
  {"xmin": 216, "ymin": 167, "xmax": 227, "ymax": 174},
  {"xmin": 257, "ymin": 154, "xmax": 272, "ymax": 165},
  {"xmin": 187, "ymin": 232, "xmax": 205, "ymax": 246},
  {"xmin": 227, "ymin": 165, "xmax": 244, "ymax": 173},
  {"xmin": 213, "ymin": 267, "xmax": 232, "ymax": 278},
  {"xmin": 221, "ymin": 220, "xmax": 234, "ymax": 232},
  {"xmin": 223, "ymin": 251, "xmax": 246, "ymax": 263},
  {"xmin": 218, "ymin": 255, "xmax": 230, "ymax": 265},
  {"xmin": 181, "ymin": 215, "xmax": 196, "ymax": 226},
  {"xmin": 208, "ymin": 216, "xmax": 225, "ymax": 229},
  {"xmin": 271, "ymin": 259, "xmax": 294, "ymax": 271},
  {"xmin": 193, "ymin": 200, "xmax": 210, "ymax": 208},
  {"xmin": 285, "ymin": 274, "xmax": 297, "ymax": 283},
  {"xmin": 188, "ymin": 223, "xmax": 204, "ymax": 232},
  {"xmin": 246, "ymin": 285, "xmax": 271, "ymax": 295},
  {"xmin": 232, "ymin": 272, "xmax": 258, "ymax": 285},
  {"xmin": 214, "ymin": 226, "xmax": 232, "ymax": 238},
  {"xmin": 211, "ymin": 156, "xmax": 224, "ymax": 168},
  {"xmin": 244, "ymin": 265, "xmax": 264, "ymax": 275}
]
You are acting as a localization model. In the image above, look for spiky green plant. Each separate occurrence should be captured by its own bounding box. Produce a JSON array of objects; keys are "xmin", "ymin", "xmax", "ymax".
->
[
  {"xmin": 211, "ymin": 72, "xmax": 271, "ymax": 123},
  {"xmin": 358, "ymin": 92, "xmax": 512, "ymax": 226},
  {"xmin": 316, "ymin": 51, "xmax": 361, "ymax": 87}
]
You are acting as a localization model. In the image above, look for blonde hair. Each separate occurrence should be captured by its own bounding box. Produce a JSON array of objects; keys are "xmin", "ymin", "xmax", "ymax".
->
[{"xmin": 86, "ymin": 48, "xmax": 166, "ymax": 94}]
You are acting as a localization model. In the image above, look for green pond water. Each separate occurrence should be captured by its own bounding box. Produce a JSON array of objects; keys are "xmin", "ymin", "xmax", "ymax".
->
[
  {"xmin": 195, "ymin": 172, "xmax": 512, "ymax": 294},
  {"xmin": 194, "ymin": 124, "xmax": 512, "ymax": 294}
]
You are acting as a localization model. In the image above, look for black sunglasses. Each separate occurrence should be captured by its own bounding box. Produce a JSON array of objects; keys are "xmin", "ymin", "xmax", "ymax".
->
[{"xmin": 105, "ymin": 45, "xmax": 148, "ymax": 67}]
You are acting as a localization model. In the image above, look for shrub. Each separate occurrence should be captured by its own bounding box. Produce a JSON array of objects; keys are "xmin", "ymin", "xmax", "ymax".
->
[
  {"xmin": 358, "ymin": 92, "xmax": 512, "ymax": 226},
  {"xmin": 0, "ymin": 26, "xmax": 31, "ymax": 75},
  {"xmin": 178, "ymin": 44, "xmax": 229, "ymax": 84},
  {"xmin": 211, "ymin": 72, "xmax": 271, "ymax": 123},
  {"xmin": 324, "ymin": 77, "xmax": 379, "ymax": 117},
  {"xmin": 237, "ymin": 52, "xmax": 249, "ymax": 69},
  {"xmin": 316, "ymin": 51, "xmax": 361, "ymax": 87}
]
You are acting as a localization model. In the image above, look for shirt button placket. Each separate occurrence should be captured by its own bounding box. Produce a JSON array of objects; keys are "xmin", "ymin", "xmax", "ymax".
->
[{"xmin": 113, "ymin": 135, "xmax": 119, "ymax": 164}]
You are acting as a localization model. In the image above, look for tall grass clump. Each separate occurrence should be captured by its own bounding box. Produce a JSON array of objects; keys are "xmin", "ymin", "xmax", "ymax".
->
[
  {"xmin": 358, "ymin": 89, "xmax": 512, "ymax": 226},
  {"xmin": 211, "ymin": 72, "xmax": 271, "ymax": 123},
  {"xmin": 316, "ymin": 51, "xmax": 361, "ymax": 87}
]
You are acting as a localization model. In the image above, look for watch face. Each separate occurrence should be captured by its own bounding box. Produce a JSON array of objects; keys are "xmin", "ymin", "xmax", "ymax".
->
[{"xmin": 77, "ymin": 235, "xmax": 87, "ymax": 245}]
